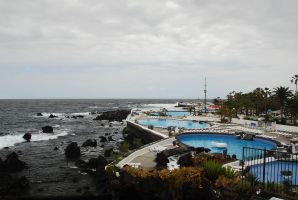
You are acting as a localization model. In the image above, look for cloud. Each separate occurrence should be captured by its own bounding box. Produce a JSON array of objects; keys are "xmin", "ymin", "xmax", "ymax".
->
[{"xmin": 0, "ymin": 0, "xmax": 297, "ymax": 98}]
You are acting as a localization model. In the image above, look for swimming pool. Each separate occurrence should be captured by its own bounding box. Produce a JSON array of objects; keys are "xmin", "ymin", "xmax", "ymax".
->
[
  {"xmin": 250, "ymin": 160, "xmax": 298, "ymax": 184},
  {"xmin": 150, "ymin": 111, "xmax": 191, "ymax": 117},
  {"xmin": 138, "ymin": 119, "xmax": 209, "ymax": 129},
  {"xmin": 176, "ymin": 134, "xmax": 277, "ymax": 159},
  {"xmin": 166, "ymin": 111, "xmax": 191, "ymax": 117}
]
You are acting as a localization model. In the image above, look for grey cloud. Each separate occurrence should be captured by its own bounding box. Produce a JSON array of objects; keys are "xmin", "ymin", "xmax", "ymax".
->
[{"xmin": 0, "ymin": 0, "xmax": 297, "ymax": 98}]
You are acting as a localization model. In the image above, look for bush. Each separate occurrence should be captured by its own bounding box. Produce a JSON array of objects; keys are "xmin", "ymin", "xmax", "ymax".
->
[
  {"xmin": 119, "ymin": 142, "xmax": 130, "ymax": 153},
  {"xmin": 202, "ymin": 160, "xmax": 225, "ymax": 183},
  {"xmin": 132, "ymin": 138, "xmax": 143, "ymax": 149}
]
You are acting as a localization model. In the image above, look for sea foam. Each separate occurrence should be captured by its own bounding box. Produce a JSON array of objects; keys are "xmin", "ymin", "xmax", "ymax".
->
[{"xmin": 0, "ymin": 131, "xmax": 69, "ymax": 149}]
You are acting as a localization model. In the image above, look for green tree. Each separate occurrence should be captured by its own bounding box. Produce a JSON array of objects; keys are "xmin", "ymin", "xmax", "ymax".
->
[
  {"xmin": 288, "ymin": 94, "xmax": 298, "ymax": 125},
  {"xmin": 273, "ymin": 86, "xmax": 293, "ymax": 122}
]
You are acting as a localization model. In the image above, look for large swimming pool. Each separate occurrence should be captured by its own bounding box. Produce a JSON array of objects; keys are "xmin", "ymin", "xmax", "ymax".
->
[
  {"xmin": 138, "ymin": 119, "xmax": 209, "ymax": 129},
  {"xmin": 176, "ymin": 134, "xmax": 277, "ymax": 159}
]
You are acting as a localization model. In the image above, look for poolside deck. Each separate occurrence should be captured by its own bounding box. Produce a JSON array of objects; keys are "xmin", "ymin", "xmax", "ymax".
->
[{"xmin": 118, "ymin": 108, "xmax": 298, "ymax": 170}]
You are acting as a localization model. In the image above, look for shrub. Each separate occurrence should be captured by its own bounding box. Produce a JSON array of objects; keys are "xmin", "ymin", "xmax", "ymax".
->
[
  {"xmin": 119, "ymin": 142, "xmax": 130, "ymax": 153},
  {"xmin": 132, "ymin": 138, "xmax": 143, "ymax": 149},
  {"xmin": 202, "ymin": 160, "xmax": 225, "ymax": 183}
]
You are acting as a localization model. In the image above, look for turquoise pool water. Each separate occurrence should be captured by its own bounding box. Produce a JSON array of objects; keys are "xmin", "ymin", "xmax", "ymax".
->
[
  {"xmin": 138, "ymin": 119, "xmax": 209, "ymax": 129},
  {"xmin": 166, "ymin": 111, "xmax": 191, "ymax": 117},
  {"xmin": 176, "ymin": 134, "xmax": 277, "ymax": 159}
]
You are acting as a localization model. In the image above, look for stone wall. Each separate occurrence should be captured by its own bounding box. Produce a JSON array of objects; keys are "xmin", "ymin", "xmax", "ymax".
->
[{"xmin": 126, "ymin": 121, "xmax": 167, "ymax": 144}]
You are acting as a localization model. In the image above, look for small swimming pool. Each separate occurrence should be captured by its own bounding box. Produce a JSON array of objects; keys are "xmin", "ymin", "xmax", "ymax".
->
[
  {"xmin": 176, "ymin": 134, "xmax": 277, "ymax": 159},
  {"xmin": 166, "ymin": 111, "xmax": 191, "ymax": 117},
  {"xmin": 138, "ymin": 119, "xmax": 209, "ymax": 129},
  {"xmin": 250, "ymin": 160, "xmax": 298, "ymax": 184}
]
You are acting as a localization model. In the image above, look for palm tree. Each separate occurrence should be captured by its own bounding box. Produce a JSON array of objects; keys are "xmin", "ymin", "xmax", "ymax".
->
[
  {"xmin": 288, "ymin": 95, "xmax": 298, "ymax": 125},
  {"xmin": 291, "ymin": 75, "xmax": 298, "ymax": 94},
  {"xmin": 273, "ymin": 86, "xmax": 293, "ymax": 122}
]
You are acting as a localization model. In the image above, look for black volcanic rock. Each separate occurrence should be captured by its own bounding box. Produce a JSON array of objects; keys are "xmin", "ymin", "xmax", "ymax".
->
[
  {"xmin": 36, "ymin": 113, "xmax": 43, "ymax": 116},
  {"xmin": 82, "ymin": 139, "xmax": 97, "ymax": 147},
  {"xmin": 88, "ymin": 156, "xmax": 108, "ymax": 169},
  {"xmin": 76, "ymin": 115, "xmax": 84, "ymax": 118},
  {"xmin": 177, "ymin": 153, "xmax": 194, "ymax": 167},
  {"xmin": 99, "ymin": 136, "xmax": 107, "ymax": 143},
  {"xmin": 108, "ymin": 136, "xmax": 115, "ymax": 141},
  {"xmin": 3, "ymin": 152, "xmax": 27, "ymax": 172},
  {"xmin": 23, "ymin": 133, "xmax": 31, "ymax": 142},
  {"xmin": 93, "ymin": 110, "xmax": 131, "ymax": 122},
  {"xmin": 49, "ymin": 114, "xmax": 58, "ymax": 118},
  {"xmin": 65, "ymin": 142, "xmax": 81, "ymax": 159},
  {"xmin": 42, "ymin": 126, "xmax": 53, "ymax": 133}
]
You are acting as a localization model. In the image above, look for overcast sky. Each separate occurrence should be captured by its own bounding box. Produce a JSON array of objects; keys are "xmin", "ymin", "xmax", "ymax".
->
[{"xmin": 0, "ymin": 0, "xmax": 297, "ymax": 99}]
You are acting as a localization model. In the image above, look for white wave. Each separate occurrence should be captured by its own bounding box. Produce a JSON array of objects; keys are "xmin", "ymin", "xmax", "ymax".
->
[
  {"xmin": 0, "ymin": 131, "xmax": 69, "ymax": 149},
  {"xmin": 71, "ymin": 112, "xmax": 90, "ymax": 116},
  {"xmin": 53, "ymin": 124, "xmax": 60, "ymax": 128},
  {"xmin": 36, "ymin": 112, "xmax": 65, "ymax": 118},
  {"xmin": 88, "ymin": 106, "xmax": 100, "ymax": 109}
]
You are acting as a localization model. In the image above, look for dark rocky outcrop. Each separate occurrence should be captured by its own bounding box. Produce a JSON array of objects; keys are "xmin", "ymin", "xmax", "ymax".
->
[
  {"xmin": 82, "ymin": 139, "xmax": 97, "ymax": 147},
  {"xmin": 177, "ymin": 153, "xmax": 194, "ymax": 167},
  {"xmin": 243, "ymin": 133, "xmax": 255, "ymax": 141},
  {"xmin": 53, "ymin": 147, "xmax": 59, "ymax": 151},
  {"xmin": 22, "ymin": 133, "xmax": 31, "ymax": 142},
  {"xmin": 189, "ymin": 147, "xmax": 211, "ymax": 153},
  {"xmin": 99, "ymin": 136, "xmax": 107, "ymax": 143},
  {"xmin": 0, "ymin": 174, "xmax": 30, "ymax": 195},
  {"xmin": 93, "ymin": 110, "xmax": 131, "ymax": 122},
  {"xmin": 2, "ymin": 152, "xmax": 27, "ymax": 172},
  {"xmin": 108, "ymin": 136, "xmax": 115, "ymax": 141},
  {"xmin": 49, "ymin": 114, "xmax": 58, "ymax": 118},
  {"xmin": 42, "ymin": 126, "xmax": 53, "ymax": 133},
  {"xmin": 36, "ymin": 113, "xmax": 43, "ymax": 116},
  {"xmin": 65, "ymin": 142, "xmax": 81, "ymax": 159},
  {"xmin": 88, "ymin": 156, "xmax": 108, "ymax": 169}
]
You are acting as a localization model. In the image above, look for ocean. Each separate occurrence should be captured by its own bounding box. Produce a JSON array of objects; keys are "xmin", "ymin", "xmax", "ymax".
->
[{"xmin": 0, "ymin": 99, "xmax": 185, "ymax": 196}]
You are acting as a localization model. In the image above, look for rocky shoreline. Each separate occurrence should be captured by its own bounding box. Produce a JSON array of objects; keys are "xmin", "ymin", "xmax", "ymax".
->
[{"xmin": 0, "ymin": 110, "xmax": 131, "ymax": 198}]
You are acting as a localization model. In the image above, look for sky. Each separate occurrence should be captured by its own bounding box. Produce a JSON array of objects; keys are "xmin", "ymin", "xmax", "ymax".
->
[{"xmin": 0, "ymin": 0, "xmax": 297, "ymax": 99}]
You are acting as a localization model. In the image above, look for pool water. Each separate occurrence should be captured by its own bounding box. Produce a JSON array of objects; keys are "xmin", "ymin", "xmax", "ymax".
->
[
  {"xmin": 166, "ymin": 111, "xmax": 191, "ymax": 117},
  {"xmin": 176, "ymin": 134, "xmax": 277, "ymax": 159},
  {"xmin": 250, "ymin": 161, "xmax": 298, "ymax": 184},
  {"xmin": 138, "ymin": 119, "xmax": 209, "ymax": 129}
]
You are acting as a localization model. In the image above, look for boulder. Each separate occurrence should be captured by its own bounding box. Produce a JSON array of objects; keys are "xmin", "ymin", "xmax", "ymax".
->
[
  {"xmin": 49, "ymin": 114, "xmax": 58, "ymax": 118},
  {"xmin": 36, "ymin": 113, "xmax": 43, "ymax": 116},
  {"xmin": 243, "ymin": 133, "xmax": 254, "ymax": 141},
  {"xmin": 3, "ymin": 152, "xmax": 27, "ymax": 172},
  {"xmin": 177, "ymin": 153, "xmax": 194, "ymax": 167},
  {"xmin": 53, "ymin": 147, "xmax": 59, "ymax": 151},
  {"xmin": 76, "ymin": 115, "xmax": 84, "ymax": 118},
  {"xmin": 88, "ymin": 156, "xmax": 108, "ymax": 169},
  {"xmin": 23, "ymin": 133, "xmax": 32, "ymax": 142},
  {"xmin": 75, "ymin": 159, "xmax": 88, "ymax": 169},
  {"xmin": 93, "ymin": 110, "xmax": 131, "ymax": 122},
  {"xmin": 108, "ymin": 136, "xmax": 115, "ymax": 141},
  {"xmin": 82, "ymin": 139, "xmax": 97, "ymax": 147},
  {"xmin": 99, "ymin": 136, "xmax": 107, "ymax": 143},
  {"xmin": 42, "ymin": 126, "xmax": 53, "ymax": 133},
  {"xmin": 65, "ymin": 142, "xmax": 81, "ymax": 159},
  {"xmin": 71, "ymin": 116, "xmax": 77, "ymax": 119}
]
